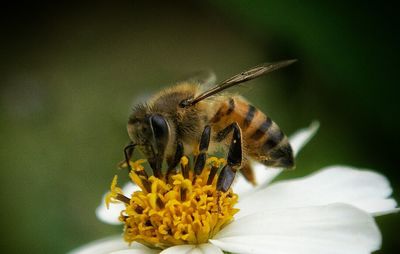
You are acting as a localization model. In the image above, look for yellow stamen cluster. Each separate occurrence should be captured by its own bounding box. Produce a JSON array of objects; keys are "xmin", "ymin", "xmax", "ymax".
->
[{"xmin": 106, "ymin": 157, "xmax": 239, "ymax": 249}]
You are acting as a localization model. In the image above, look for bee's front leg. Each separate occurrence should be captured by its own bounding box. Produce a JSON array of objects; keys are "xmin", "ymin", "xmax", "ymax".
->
[
  {"xmin": 119, "ymin": 141, "xmax": 135, "ymax": 170},
  {"xmin": 215, "ymin": 122, "xmax": 243, "ymax": 192},
  {"xmin": 166, "ymin": 141, "xmax": 184, "ymax": 181}
]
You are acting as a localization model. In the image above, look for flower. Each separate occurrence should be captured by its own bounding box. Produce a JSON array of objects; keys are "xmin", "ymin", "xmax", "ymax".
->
[
  {"xmin": 106, "ymin": 157, "xmax": 238, "ymax": 248},
  {"xmin": 70, "ymin": 122, "xmax": 398, "ymax": 254}
]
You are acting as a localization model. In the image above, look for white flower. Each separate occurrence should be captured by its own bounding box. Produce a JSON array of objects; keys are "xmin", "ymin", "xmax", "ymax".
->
[{"xmin": 70, "ymin": 122, "xmax": 398, "ymax": 254}]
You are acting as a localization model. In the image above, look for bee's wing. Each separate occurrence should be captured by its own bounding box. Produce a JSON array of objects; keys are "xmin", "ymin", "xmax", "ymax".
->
[
  {"xmin": 179, "ymin": 70, "xmax": 217, "ymax": 88},
  {"xmin": 180, "ymin": 60, "xmax": 297, "ymax": 107}
]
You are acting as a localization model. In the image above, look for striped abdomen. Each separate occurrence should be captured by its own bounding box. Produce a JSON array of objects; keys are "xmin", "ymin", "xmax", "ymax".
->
[{"xmin": 210, "ymin": 96, "xmax": 294, "ymax": 168}]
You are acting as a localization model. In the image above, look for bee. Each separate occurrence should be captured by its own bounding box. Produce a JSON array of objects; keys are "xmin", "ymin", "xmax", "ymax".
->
[{"xmin": 124, "ymin": 60, "xmax": 296, "ymax": 191}]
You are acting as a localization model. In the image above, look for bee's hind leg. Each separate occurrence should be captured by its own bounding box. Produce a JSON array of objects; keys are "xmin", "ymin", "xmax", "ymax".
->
[
  {"xmin": 216, "ymin": 122, "xmax": 243, "ymax": 192},
  {"xmin": 240, "ymin": 162, "xmax": 256, "ymax": 186},
  {"xmin": 194, "ymin": 125, "xmax": 211, "ymax": 176}
]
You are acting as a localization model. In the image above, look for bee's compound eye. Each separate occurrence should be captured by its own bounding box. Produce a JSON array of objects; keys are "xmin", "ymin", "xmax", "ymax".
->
[{"xmin": 149, "ymin": 114, "xmax": 169, "ymax": 141}]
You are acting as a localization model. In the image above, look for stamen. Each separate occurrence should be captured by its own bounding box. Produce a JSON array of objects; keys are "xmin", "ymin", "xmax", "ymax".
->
[
  {"xmin": 116, "ymin": 193, "xmax": 131, "ymax": 205},
  {"xmin": 119, "ymin": 158, "xmax": 149, "ymax": 179},
  {"xmin": 129, "ymin": 170, "xmax": 151, "ymax": 193},
  {"xmin": 207, "ymin": 165, "xmax": 219, "ymax": 185},
  {"xmin": 206, "ymin": 157, "xmax": 225, "ymax": 185},
  {"xmin": 180, "ymin": 156, "xmax": 190, "ymax": 179},
  {"xmin": 105, "ymin": 175, "xmax": 130, "ymax": 208},
  {"xmin": 107, "ymin": 156, "xmax": 238, "ymax": 249}
]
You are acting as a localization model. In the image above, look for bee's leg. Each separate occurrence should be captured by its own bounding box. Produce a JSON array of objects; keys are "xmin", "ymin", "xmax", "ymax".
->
[
  {"xmin": 216, "ymin": 122, "xmax": 242, "ymax": 192},
  {"xmin": 194, "ymin": 125, "xmax": 211, "ymax": 175},
  {"xmin": 122, "ymin": 142, "xmax": 149, "ymax": 181},
  {"xmin": 240, "ymin": 162, "xmax": 256, "ymax": 186},
  {"xmin": 118, "ymin": 141, "xmax": 134, "ymax": 169},
  {"xmin": 148, "ymin": 157, "xmax": 161, "ymax": 178},
  {"xmin": 166, "ymin": 141, "xmax": 184, "ymax": 181}
]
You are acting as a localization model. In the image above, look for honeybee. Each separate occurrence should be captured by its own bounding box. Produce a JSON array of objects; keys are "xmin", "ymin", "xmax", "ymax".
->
[{"xmin": 124, "ymin": 60, "xmax": 296, "ymax": 191}]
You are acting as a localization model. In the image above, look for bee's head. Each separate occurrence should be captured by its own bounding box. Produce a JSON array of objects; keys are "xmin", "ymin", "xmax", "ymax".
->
[
  {"xmin": 127, "ymin": 105, "xmax": 170, "ymax": 161},
  {"xmin": 127, "ymin": 116, "xmax": 153, "ymax": 147}
]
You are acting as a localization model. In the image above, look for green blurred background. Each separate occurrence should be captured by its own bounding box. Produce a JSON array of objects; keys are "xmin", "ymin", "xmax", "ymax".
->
[{"xmin": 1, "ymin": 1, "xmax": 398, "ymax": 253}]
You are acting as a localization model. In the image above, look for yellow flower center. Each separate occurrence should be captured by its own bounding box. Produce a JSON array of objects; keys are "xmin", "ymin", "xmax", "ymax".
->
[{"xmin": 106, "ymin": 156, "xmax": 239, "ymax": 249}]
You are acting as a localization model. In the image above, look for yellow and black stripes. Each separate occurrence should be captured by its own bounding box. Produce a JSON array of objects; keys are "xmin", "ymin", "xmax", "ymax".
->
[
  {"xmin": 252, "ymin": 119, "xmax": 293, "ymax": 168},
  {"xmin": 210, "ymin": 96, "xmax": 294, "ymax": 169},
  {"xmin": 226, "ymin": 97, "xmax": 235, "ymax": 115},
  {"xmin": 265, "ymin": 141, "xmax": 294, "ymax": 168},
  {"xmin": 243, "ymin": 104, "xmax": 256, "ymax": 129},
  {"xmin": 250, "ymin": 117, "xmax": 272, "ymax": 140},
  {"xmin": 210, "ymin": 97, "xmax": 235, "ymax": 123},
  {"xmin": 262, "ymin": 125, "xmax": 284, "ymax": 151}
]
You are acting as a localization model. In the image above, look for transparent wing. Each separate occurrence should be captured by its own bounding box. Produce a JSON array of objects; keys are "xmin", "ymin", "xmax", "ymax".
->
[
  {"xmin": 180, "ymin": 60, "xmax": 297, "ymax": 107},
  {"xmin": 178, "ymin": 70, "xmax": 217, "ymax": 88}
]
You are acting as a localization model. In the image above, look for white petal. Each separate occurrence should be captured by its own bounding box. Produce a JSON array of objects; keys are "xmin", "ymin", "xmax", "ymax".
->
[
  {"xmin": 68, "ymin": 235, "xmax": 154, "ymax": 254},
  {"xmin": 234, "ymin": 121, "xmax": 319, "ymax": 195},
  {"xmin": 96, "ymin": 199, "xmax": 125, "ymax": 225},
  {"xmin": 290, "ymin": 121, "xmax": 320, "ymax": 157},
  {"xmin": 211, "ymin": 203, "xmax": 381, "ymax": 254},
  {"xmin": 160, "ymin": 244, "xmax": 222, "ymax": 254},
  {"xmin": 96, "ymin": 182, "xmax": 139, "ymax": 225},
  {"xmin": 111, "ymin": 248, "xmax": 159, "ymax": 254},
  {"xmin": 160, "ymin": 245, "xmax": 195, "ymax": 254},
  {"xmin": 372, "ymin": 207, "xmax": 400, "ymax": 216},
  {"xmin": 196, "ymin": 243, "xmax": 223, "ymax": 254},
  {"xmin": 237, "ymin": 166, "xmax": 397, "ymax": 218}
]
